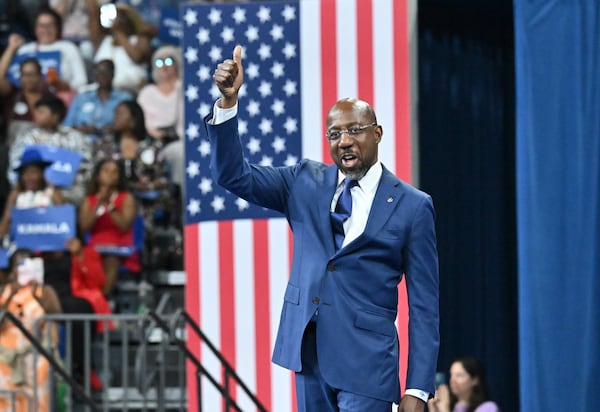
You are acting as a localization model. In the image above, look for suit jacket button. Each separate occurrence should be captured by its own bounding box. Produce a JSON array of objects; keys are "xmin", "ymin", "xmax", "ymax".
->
[
  {"xmin": 327, "ymin": 264, "xmax": 336, "ymax": 272},
  {"xmin": 312, "ymin": 297, "xmax": 320, "ymax": 304}
]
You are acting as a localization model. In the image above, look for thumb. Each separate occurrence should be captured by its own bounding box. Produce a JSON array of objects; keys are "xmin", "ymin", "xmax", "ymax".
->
[{"xmin": 233, "ymin": 45, "xmax": 243, "ymax": 66}]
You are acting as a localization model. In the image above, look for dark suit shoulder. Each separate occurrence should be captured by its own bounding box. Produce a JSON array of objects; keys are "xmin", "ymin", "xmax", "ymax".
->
[
  {"xmin": 292, "ymin": 159, "xmax": 332, "ymax": 181},
  {"xmin": 381, "ymin": 166, "xmax": 433, "ymax": 201}
]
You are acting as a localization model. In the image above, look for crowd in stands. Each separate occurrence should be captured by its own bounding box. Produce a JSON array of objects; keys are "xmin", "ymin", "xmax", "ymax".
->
[{"xmin": 0, "ymin": 1, "xmax": 186, "ymax": 407}]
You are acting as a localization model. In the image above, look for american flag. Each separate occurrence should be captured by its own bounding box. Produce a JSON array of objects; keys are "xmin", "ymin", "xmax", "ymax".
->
[{"xmin": 182, "ymin": 1, "xmax": 414, "ymax": 410}]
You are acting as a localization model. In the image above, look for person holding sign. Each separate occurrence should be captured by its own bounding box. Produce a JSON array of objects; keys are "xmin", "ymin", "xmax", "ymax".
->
[
  {"xmin": 0, "ymin": 50, "xmax": 53, "ymax": 145},
  {"xmin": 10, "ymin": 7, "xmax": 87, "ymax": 93},
  {"xmin": 0, "ymin": 146, "xmax": 64, "ymax": 240},
  {"xmin": 9, "ymin": 94, "xmax": 91, "ymax": 204}
]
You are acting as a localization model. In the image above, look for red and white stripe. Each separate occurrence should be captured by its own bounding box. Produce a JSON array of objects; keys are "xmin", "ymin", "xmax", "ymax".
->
[{"xmin": 185, "ymin": 0, "xmax": 415, "ymax": 410}]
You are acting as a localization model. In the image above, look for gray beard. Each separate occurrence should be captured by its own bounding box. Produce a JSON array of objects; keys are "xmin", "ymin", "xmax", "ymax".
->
[{"xmin": 342, "ymin": 169, "xmax": 368, "ymax": 181}]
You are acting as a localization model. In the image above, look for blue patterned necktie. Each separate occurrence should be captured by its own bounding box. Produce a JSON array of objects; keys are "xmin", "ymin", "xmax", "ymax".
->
[{"xmin": 331, "ymin": 179, "xmax": 358, "ymax": 250}]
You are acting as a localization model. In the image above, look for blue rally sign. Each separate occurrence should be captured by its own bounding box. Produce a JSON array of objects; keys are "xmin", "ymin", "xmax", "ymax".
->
[
  {"xmin": 8, "ymin": 50, "xmax": 61, "ymax": 87},
  {"xmin": 25, "ymin": 144, "xmax": 82, "ymax": 187},
  {"xmin": 158, "ymin": 7, "xmax": 182, "ymax": 45},
  {"xmin": 11, "ymin": 204, "xmax": 76, "ymax": 252},
  {"xmin": 0, "ymin": 248, "xmax": 8, "ymax": 269}
]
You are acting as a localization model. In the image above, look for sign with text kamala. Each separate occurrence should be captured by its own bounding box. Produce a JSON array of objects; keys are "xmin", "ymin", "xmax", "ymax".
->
[
  {"xmin": 11, "ymin": 204, "xmax": 76, "ymax": 251},
  {"xmin": 30, "ymin": 144, "xmax": 82, "ymax": 188}
]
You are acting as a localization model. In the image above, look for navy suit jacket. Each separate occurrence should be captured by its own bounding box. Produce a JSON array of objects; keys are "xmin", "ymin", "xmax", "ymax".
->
[{"xmin": 208, "ymin": 115, "xmax": 439, "ymax": 403}]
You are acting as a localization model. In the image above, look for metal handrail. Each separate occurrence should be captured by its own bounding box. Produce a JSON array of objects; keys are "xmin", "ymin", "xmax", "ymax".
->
[
  {"xmin": 167, "ymin": 309, "xmax": 268, "ymax": 412},
  {"xmin": 141, "ymin": 310, "xmax": 241, "ymax": 412},
  {"xmin": 10, "ymin": 308, "xmax": 266, "ymax": 411},
  {"xmin": 0, "ymin": 389, "xmax": 34, "ymax": 412},
  {"xmin": 0, "ymin": 310, "xmax": 100, "ymax": 412}
]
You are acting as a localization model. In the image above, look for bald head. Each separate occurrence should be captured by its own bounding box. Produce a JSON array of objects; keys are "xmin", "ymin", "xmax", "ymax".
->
[{"xmin": 327, "ymin": 98, "xmax": 377, "ymax": 127}]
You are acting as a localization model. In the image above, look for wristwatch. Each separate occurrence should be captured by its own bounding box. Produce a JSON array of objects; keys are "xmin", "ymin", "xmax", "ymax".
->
[
  {"xmin": 96, "ymin": 205, "xmax": 106, "ymax": 216},
  {"xmin": 96, "ymin": 203, "xmax": 115, "ymax": 216}
]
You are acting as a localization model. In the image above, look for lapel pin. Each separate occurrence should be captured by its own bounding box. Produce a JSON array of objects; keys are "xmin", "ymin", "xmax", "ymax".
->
[{"xmin": 387, "ymin": 197, "xmax": 394, "ymax": 203}]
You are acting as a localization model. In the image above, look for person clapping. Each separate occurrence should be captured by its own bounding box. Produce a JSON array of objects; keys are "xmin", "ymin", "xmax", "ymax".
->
[{"xmin": 78, "ymin": 159, "xmax": 137, "ymax": 295}]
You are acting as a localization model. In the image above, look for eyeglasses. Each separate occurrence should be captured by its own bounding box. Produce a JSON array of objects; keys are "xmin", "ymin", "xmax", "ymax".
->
[
  {"xmin": 325, "ymin": 122, "xmax": 377, "ymax": 141},
  {"xmin": 154, "ymin": 57, "xmax": 175, "ymax": 68},
  {"xmin": 20, "ymin": 71, "xmax": 41, "ymax": 77},
  {"xmin": 36, "ymin": 22, "xmax": 56, "ymax": 29}
]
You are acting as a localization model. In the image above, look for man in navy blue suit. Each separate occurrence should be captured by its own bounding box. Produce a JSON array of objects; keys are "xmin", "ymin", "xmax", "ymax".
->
[{"xmin": 208, "ymin": 46, "xmax": 439, "ymax": 412}]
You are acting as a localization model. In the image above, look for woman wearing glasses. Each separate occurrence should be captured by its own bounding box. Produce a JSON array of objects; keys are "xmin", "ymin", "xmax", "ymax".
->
[
  {"xmin": 137, "ymin": 45, "xmax": 183, "ymax": 144},
  {"xmin": 137, "ymin": 45, "xmax": 184, "ymax": 190}
]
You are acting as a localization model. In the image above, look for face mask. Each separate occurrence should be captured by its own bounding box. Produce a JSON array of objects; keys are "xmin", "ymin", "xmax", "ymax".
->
[{"xmin": 17, "ymin": 257, "xmax": 44, "ymax": 286}]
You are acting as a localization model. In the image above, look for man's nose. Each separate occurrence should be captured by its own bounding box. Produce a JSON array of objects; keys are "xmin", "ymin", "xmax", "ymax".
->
[{"xmin": 338, "ymin": 132, "xmax": 353, "ymax": 146}]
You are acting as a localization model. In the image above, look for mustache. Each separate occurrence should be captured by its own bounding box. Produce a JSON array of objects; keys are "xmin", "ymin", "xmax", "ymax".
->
[{"xmin": 339, "ymin": 148, "xmax": 356, "ymax": 156}]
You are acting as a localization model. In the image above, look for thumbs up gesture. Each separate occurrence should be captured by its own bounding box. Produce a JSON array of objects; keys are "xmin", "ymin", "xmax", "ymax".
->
[{"xmin": 213, "ymin": 45, "xmax": 244, "ymax": 108}]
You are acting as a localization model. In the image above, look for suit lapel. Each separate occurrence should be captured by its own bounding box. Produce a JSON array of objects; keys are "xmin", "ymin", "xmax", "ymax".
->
[
  {"xmin": 321, "ymin": 166, "xmax": 340, "ymax": 256},
  {"xmin": 341, "ymin": 167, "xmax": 405, "ymax": 255}
]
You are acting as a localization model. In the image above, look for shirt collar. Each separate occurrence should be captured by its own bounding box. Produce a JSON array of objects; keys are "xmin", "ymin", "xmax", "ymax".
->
[{"xmin": 337, "ymin": 161, "xmax": 382, "ymax": 194}]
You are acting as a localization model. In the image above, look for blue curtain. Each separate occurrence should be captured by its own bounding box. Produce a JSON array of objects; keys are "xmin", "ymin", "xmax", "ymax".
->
[{"xmin": 514, "ymin": 2, "xmax": 600, "ymax": 411}]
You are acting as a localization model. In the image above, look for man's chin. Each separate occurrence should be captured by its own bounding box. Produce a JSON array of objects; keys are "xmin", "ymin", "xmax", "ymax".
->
[{"xmin": 341, "ymin": 168, "xmax": 367, "ymax": 181}]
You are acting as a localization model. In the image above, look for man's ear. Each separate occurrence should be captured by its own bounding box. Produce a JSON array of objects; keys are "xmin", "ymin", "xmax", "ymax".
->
[{"xmin": 375, "ymin": 125, "xmax": 383, "ymax": 143}]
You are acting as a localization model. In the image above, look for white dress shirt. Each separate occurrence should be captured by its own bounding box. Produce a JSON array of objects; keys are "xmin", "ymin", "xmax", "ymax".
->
[{"xmin": 331, "ymin": 163, "xmax": 381, "ymax": 248}]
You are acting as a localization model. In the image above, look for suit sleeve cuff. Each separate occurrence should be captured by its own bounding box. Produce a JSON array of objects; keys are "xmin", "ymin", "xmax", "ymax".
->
[
  {"xmin": 210, "ymin": 100, "xmax": 238, "ymax": 125},
  {"xmin": 404, "ymin": 389, "xmax": 429, "ymax": 403}
]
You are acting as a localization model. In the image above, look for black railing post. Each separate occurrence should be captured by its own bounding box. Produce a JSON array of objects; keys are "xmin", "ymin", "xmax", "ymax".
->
[{"xmin": 148, "ymin": 309, "xmax": 267, "ymax": 412}]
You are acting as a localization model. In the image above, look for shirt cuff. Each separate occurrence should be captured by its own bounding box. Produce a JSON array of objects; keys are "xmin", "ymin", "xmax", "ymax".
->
[
  {"xmin": 404, "ymin": 389, "xmax": 429, "ymax": 403},
  {"xmin": 210, "ymin": 100, "xmax": 238, "ymax": 125}
]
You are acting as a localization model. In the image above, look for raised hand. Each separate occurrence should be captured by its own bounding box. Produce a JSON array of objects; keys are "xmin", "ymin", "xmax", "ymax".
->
[
  {"xmin": 7, "ymin": 34, "xmax": 25, "ymax": 50},
  {"xmin": 427, "ymin": 384, "xmax": 451, "ymax": 412},
  {"xmin": 213, "ymin": 45, "xmax": 244, "ymax": 108}
]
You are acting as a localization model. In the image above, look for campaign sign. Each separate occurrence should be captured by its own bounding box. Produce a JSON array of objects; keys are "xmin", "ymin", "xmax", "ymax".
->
[
  {"xmin": 26, "ymin": 144, "xmax": 82, "ymax": 187},
  {"xmin": 11, "ymin": 204, "xmax": 76, "ymax": 252},
  {"xmin": 0, "ymin": 248, "xmax": 8, "ymax": 269},
  {"xmin": 8, "ymin": 50, "xmax": 61, "ymax": 87},
  {"xmin": 158, "ymin": 7, "xmax": 182, "ymax": 45}
]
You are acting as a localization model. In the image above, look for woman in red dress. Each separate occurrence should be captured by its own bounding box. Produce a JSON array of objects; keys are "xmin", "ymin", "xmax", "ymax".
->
[{"xmin": 78, "ymin": 158, "xmax": 137, "ymax": 295}]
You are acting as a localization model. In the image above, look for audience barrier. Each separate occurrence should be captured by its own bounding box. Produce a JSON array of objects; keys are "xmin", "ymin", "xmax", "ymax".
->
[{"xmin": 0, "ymin": 307, "xmax": 267, "ymax": 412}]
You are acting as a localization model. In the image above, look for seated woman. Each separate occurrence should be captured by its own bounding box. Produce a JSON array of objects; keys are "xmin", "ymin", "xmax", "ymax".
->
[
  {"xmin": 0, "ymin": 248, "xmax": 61, "ymax": 412},
  {"xmin": 78, "ymin": 158, "xmax": 137, "ymax": 295},
  {"xmin": 137, "ymin": 45, "xmax": 184, "ymax": 191},
  {"xmin": 94, "ymin": 99, "xmax": 172, "ymax": 226},
  {"xmin": 0, "ymin": 146, "xmax": 64, "ymax": 240}
]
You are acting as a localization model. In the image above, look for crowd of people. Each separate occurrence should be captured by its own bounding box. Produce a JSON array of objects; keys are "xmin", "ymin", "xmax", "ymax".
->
[{"xmin": 0, "ymin": 2, "xmax": 184, "ymax": 409}]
